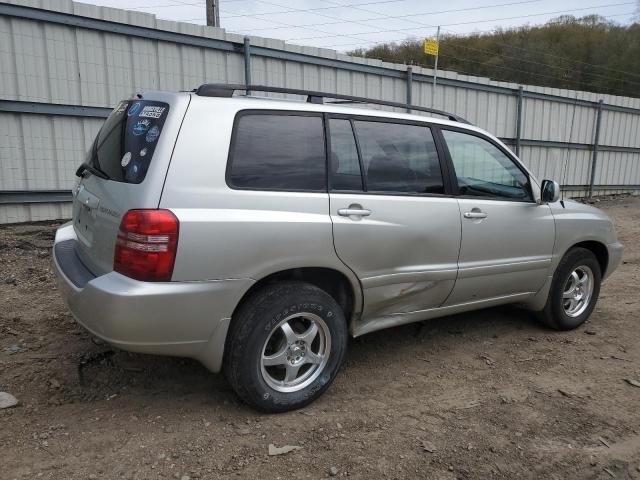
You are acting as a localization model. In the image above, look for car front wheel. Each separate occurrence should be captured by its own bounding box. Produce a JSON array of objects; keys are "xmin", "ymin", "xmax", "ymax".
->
[{"xmin": 538, "ymin": 247, "xmax": 602, "ymax": 330}]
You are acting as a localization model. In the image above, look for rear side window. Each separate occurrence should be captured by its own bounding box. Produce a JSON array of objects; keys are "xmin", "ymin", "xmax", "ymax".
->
[
  {"xmin": 228, "ymin": 113, "xmax": 326, "ymax": 191},
  {"xmin": 353, "ymin": 121, "xmax": 444, "ymax": 194},
  {"xmin": 88, "ymin": 100, "xmax": 170, "ymax": 184}
]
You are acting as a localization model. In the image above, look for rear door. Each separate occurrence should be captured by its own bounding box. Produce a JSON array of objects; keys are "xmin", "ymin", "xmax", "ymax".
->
[
  {"xmin": 439, "ymin": 128, "xmax": 555, "ymax": 305},
  {"xmin": 328, "ymin": 116, "xmax": 461, "ymax": 328},
  {"xmin": 73, "ymin": 92, "xmax": 189, "ymax": 275}
]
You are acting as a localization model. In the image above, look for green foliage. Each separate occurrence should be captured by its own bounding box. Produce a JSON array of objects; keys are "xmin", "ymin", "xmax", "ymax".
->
[{"xmin": 348, "ymin": 15, "xmax": 640, "ymax": 98}]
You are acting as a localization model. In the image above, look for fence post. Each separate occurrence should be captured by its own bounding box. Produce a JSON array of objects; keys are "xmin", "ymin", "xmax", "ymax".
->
[
  {"xmin": 588, "ymin": 99, "xmax": 604, "ymax": 198},
  {"xmin": 406, "ymin": 65, "xmax": 413, "ymax": 113},
  {"xmin": 244, "ymin": 36, "xmax": 251, "ymax": 94},
  {"xmin": 515, "ymin": 86, "xmax": 523, "ymax": 157}
]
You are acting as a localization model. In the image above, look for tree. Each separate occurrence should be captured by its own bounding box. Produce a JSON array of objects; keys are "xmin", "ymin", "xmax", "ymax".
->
[{"xmin": 348, "ymin": 16, "xmax": 640, "ymax": 98}]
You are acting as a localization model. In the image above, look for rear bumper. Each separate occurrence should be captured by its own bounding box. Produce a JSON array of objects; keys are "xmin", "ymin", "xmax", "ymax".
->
[
  {"xmin": 605, "ymin": 241, "xmax": 624, "ymax": 280},
  {"xmin": 52, "ymin": 223, "xmax": 254, "ymax": 372}
]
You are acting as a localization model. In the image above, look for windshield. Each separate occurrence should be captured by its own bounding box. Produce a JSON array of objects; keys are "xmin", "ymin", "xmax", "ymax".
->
[{"xmin": 87, "ymin": 100, "xmax": 170, "ymax": 184}]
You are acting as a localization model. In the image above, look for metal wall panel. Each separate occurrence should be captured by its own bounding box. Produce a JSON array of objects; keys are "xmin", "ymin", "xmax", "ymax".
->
[{"xmin": 0, "ymin": 0, "xmax": 639, "ymax": 223}]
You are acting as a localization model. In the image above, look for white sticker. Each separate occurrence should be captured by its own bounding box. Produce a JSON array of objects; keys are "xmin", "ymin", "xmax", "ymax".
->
[
  {"xmin": 121, "ymin": 152, "xmax": 132, "ymax": 167},
  {"xmin": 140, "ymin": 147, "xmax": 147, "ymax": 157},
  {"xmin": 138, "ymin": 105, "xmax": 166, "ymax": 119}
]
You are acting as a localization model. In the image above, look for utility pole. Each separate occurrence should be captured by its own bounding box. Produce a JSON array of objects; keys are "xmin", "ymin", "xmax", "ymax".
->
[
  {"xmin": 431, "ymin": 25, "xmax": 440, "ymax": 108},
  {"xmin": 206, "ymin": 0, "xmax": 220, "ymax": 27}
]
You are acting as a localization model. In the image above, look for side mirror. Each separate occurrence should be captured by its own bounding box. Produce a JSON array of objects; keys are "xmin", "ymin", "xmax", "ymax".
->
[{"xmin": 541, "ymin": 179, "xmax": 560, "ymax": 203}]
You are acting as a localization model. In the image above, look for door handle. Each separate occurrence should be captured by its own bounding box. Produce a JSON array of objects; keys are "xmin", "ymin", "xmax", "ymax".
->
[
  {"xmin": 338, "ymin": 208, "xmax": 371, "ymax": 217},
  {"xmin": 463, "ymin": 211, "xmax": 488, "ymax": 219}
]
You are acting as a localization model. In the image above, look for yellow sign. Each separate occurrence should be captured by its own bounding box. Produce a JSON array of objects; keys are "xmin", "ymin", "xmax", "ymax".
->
[{"xmin": 424, "ymin": 39, "xmax": 439, "ymax": 56}]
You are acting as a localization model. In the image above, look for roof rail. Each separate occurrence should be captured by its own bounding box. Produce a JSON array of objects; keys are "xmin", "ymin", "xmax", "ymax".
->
[{"xmin": 194, "ymin": 83, "xmax": 471, "ymax": 124}]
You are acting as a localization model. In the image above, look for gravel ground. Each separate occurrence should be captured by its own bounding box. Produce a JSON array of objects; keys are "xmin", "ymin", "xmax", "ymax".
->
[{"xmin": 1, "ymin": 196, "xmax": 639, "ymax": 480}]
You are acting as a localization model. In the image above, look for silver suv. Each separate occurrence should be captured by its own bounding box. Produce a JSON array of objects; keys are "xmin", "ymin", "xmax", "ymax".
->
[{"xmin": 53, "ymin": 85, "xmax": 623, "ymax": 412}]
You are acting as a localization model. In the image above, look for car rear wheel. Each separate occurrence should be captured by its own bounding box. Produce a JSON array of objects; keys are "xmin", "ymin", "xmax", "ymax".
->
[
  {"xmin": 537, "ymin": 247, "xmax": 602, "ymax": 330},
  {"xmin": 223, "ymin": 281, "xmax": 347, "ymax": 412}
]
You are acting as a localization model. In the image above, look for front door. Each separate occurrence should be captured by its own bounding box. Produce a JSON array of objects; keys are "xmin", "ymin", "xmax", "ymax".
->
[
  {"xmin": 439, "ymin": 128, "xmax": 555, "ymax": 306},
  {"xmin": 327, "ymin": 116, "xmax": 461, "ymax": 333}
]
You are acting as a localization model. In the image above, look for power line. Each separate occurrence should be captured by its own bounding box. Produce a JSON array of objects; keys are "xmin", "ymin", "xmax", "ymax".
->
[
  {"xmin": 216, "ymin": 1, "xmax": 396, "ymax": 44},
  {"xmin": 221, "ymin": 0, "xmax": 545, "ymax": 33},
  {"xmin": 219, "ymin": 0, "xmax": 431, "ymax": 43},
  {"xmin": 219, "ymin": 0, "xmax": 421, "ymax": 18},
  {"xmin": 318, "ymin": 6, "xmax": 634, "ymax": 48},
  {"xmin": 293, "ymin": 2, "xmax": 636, "ymax": 43},
  {"xmin": 319, "ymin": 0, "xmax": 640, "ymax": 84}
]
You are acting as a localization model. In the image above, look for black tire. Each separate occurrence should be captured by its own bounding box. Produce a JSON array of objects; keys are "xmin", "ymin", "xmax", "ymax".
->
[
  {"xmin": 223, "ymin": 281, "xmax": 348, "ymax": 413},
  {"xmin": 537, "ymin": 247, "xmax": 602, "ymax": 330}
]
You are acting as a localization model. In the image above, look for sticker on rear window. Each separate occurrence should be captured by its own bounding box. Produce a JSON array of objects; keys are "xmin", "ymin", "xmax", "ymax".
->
[
  {"xmin": 121, "ymin": 152, "xmax": 132, "ymax": 167},
  {"xmin": 114, "ymin": 101, "xmax": 127, "ymax": 115},
  {"xmin": 128, "ymin": 102, "xmax": 142, "ymax": 117},
  {"xmin": 145, "ymin": 125, "xmax": 160, "ymax": 143},
  {"xmin": 132, "ymin": 119, "xmax": 151, "ymax": 136},
  {"xmin": 139, "ymin": 106, "xmax": 166, "ymax": 119}
]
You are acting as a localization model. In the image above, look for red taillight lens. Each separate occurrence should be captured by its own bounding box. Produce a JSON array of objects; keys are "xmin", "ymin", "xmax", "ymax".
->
[{"xmin": 114, "ymin": 209, "xmax": 179, "ymax": 282}]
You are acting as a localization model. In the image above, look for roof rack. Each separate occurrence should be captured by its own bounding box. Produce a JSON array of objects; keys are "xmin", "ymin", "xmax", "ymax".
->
[{"xmin": 194, "ymin": 83, "xmax": 471, "ymax": 124}]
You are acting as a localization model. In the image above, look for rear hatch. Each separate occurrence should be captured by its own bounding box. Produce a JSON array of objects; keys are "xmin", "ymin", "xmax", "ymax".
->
[{"xmin": 73, "ymin": 91, "xmax": 190, "ymax": 275}]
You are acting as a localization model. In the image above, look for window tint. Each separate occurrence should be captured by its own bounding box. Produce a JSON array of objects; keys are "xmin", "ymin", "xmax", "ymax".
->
[
  {"xmin": 228, "ymin": 114, "xmax": 326, "ymax": 191},
  {"xmin": 329, "ymin": 119, "xmax": 363, "ymax": 191},
  {"xmin": 353, "ymin": 121, "xmax": 444, "ymax": 194},
  {"xmin": 442, "ymin": 130, "xmax": 531, "ymax": 201},
  {"xmin": 88, "ymin": 100, "xmax": 170, "ymax": 184}
]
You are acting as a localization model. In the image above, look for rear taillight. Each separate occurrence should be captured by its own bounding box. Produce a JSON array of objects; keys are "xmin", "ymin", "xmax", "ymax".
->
[{"xmin": 114, "ymin": 209, "xmax": 179, "ymax": 282}]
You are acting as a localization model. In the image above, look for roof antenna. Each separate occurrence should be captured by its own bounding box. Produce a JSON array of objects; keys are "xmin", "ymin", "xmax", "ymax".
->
[{"xmin": 560, "ymin": 90, "xmax": 579, "ymax": 207}]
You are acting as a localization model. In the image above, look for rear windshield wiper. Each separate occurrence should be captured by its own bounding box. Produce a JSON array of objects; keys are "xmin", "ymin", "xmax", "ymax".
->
[{"xmin": 76, "ymin": 162, "xmax": 109, "ymax": 180}]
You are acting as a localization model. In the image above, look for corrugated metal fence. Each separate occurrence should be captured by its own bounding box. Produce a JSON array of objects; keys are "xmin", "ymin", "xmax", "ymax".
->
[{"xmin": 1, "ymin": 0, "xmax": 639, "ymax": 223}]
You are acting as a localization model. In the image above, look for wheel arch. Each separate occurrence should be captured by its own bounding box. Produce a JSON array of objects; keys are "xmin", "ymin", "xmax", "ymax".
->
[
  {"xmin": 567, "ymin": 240, "xmax": 608, "ymax": 277},
  {"xmin": 231, "ymin": 267, "xmax": 363, "ymax": 330}
]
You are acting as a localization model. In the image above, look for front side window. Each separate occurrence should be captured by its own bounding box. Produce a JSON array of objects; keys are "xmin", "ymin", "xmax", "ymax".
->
[
  {"xmin": 228, "ymin": 114, "xmax": 326, "ymax": 191},
  {"xmin": 442, "ymin": 130, "xmax": 532, "ymax": 201},
  {"xmin": 353, "ymin": 121, "xmax": 444, "ymax": 194}
]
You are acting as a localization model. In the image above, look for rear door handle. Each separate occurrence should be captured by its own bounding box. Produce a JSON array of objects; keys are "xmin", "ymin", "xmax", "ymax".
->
[
  {"xmin": 463, "ymin": 211, "xmax": 488, "ymax": 219},
  {"xmin": 338, "ymin": 208, "xmax": 371, "ymax": 217}
]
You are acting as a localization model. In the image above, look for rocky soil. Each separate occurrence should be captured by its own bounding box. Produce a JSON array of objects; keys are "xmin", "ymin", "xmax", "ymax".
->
[{"xmin": 1, "ymin": 196, "xmax": 639, "ymax": 479}]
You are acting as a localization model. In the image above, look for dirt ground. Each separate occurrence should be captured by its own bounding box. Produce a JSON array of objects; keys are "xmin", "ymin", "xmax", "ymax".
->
[{"xmin": 1, "ymin": 197, "xmax": 639, "ymax": 480}]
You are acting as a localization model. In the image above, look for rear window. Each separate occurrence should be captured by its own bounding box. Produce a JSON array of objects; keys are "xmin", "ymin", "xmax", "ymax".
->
[
  {"xmin": 87, "ymin": 100, "xmax": 170, "ymax": 184},
  {"xmin": 227, "ymin": 113, "xmax": 326, "ymax": 191}
]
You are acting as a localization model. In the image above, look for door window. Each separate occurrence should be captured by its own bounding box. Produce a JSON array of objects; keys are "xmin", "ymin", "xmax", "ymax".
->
[
  {"xmin": 353, "ymin": 121, "xmax": 444, "ymax": 194},
  {"xmin": 442, "ymin": 130, "xmax": 531, "ymax": 201},
  {"xmin": 329, "ymin": 119, "xmax": 363, "ymax": 191},
  {"xmin": 228, "ymin": 114, "xmax": 326, "ymax": 191}
]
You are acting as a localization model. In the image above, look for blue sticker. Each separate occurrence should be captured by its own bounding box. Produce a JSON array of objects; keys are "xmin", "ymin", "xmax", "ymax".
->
[
  {"xmin": 128, "ymin": 102, "xmax": 142, "ymax": 117},
  {"xmin": 132, "ymin": 119, "xmax": 150, "ymax": 136},
  {"xmin": 145, "ymin": 125, "xmax": 160, "ymax": 143}
]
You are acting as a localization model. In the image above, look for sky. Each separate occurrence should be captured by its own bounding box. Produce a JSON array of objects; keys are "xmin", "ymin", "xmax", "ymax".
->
[{"xmin": 81, "ymin": 0, "xmax": 639, "ymax": 51}]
